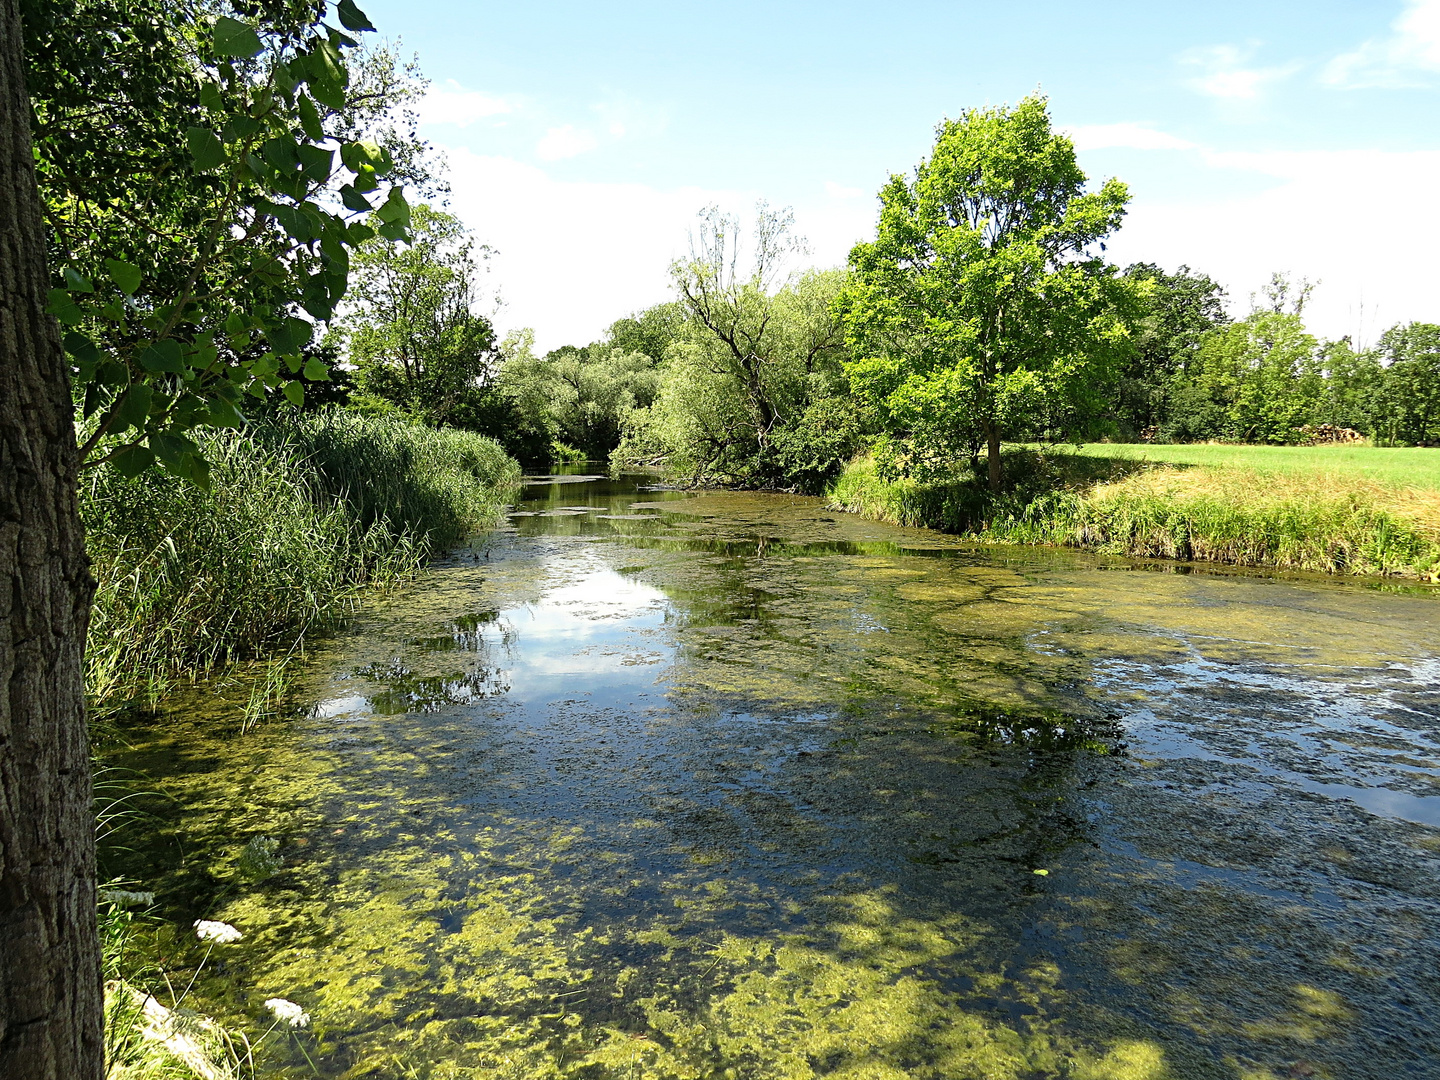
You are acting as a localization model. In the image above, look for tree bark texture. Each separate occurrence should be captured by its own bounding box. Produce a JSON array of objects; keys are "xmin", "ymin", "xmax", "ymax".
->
[{"xmin": 0, "ymin": 1, "xmax": 102, "ymax": 1076}]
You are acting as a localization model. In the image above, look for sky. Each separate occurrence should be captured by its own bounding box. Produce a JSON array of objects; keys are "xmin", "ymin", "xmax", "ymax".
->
[{"xmin": 357, "ymin": 0, "xmax": 1440, "ymax": 352}]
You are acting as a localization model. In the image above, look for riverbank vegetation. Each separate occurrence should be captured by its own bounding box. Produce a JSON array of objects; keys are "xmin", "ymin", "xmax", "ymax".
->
[
  {"xmin": 83, "ymin": 414, "xmax": 519, "ymax": 713},
  {"xmin": 831, "ymin": 449, "xmax": 1440, "ymax": 579}
]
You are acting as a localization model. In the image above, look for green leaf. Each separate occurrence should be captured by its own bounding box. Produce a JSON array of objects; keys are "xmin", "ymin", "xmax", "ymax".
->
[
  {"xmin": 283, "ymin": 380, "xmax": 306, "ymax": 407},
  {"xmin": 111, "ymin": 384, "xmax": 154, "ymax": 433},
  {"xmin": 186, "ymin": 126, "xmax": 226, "ymax": 172},
  {"xmin": 182, "ymin": 454, "xmax": 212, "ymax": 491},
  {"xmin": 347, "ymin": 221, "xmax": 375, "ymax": 243},
  {"xmin": 205, "ymin": 397, "xmax": 246, "ymax": 429},
  {"xmin": 338, "ymin": 184, "xmax": 372, "ymax": 212},
  {"xmin": 307, "ymin": 76, "xmax": 345, "ymax": 111},
  {"xmin": 199, "ymin": 81, "xmax": 224, "ymax": 112},
  {"xmin": 104, "ymin": 259, "xmax": 143, "ymax": 296},
  {"xmin": 63, "ymin": 268, "xmax": 94, "ymax": 293},
  {"xmin": 261, "ymin": 135, "xmax": 301, "ymax": 173},
  {"xmin": 296, "ymin": 144, "xmax": 334, "ymax": 184},
  {"xmin": 335, "ymin": 0, "xmax": 376, "ymax": 32},
  {"xmin": 374, "ymin": 186, "xmax": 410, "ymax": 227},
  {"xmin": 302, "ymin": 356, "xmax": 330, "ymax": 382},
  {"xmin": 46, "ymin": 288, "xmax": 84, "ymax": 325},
  {"xmin": 297, "ymin": 94, "xmax": 324, "ymax": 141},
  {"xmin": 264, "ymin": 317, "xmax": 314, "ymax": 355},
  {"xmin": 213, "ymin": 16, "xmax": 263, "ymax": 59},
  {"xmin": 339, "ymin": 139, "xmax": 390, "ymax": 173},
  {"xmin": 149, "ymin": 431, "xmax": 200, "ymax": 467},
  {"xmin": 139, "ymin": 340, "xmax": 186, "ymax": 374},
  {"xmin": 376, "ymin": 218, "xmax": 408, "ymax": 242},
  {"xmin": 64, "ymin": 331, "xmax": 100, "ymax": 363},
  {"xmin": 111, "ymin": 444, "xmax": 156, "ymax": 478}
]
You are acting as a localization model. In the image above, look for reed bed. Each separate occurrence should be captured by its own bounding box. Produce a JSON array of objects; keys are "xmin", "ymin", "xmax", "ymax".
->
[{"xmin": 81, "ymin": 414, "xmax": 520, "ymax": 711}]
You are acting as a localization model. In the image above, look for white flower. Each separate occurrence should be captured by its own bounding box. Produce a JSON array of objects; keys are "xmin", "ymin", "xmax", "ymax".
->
[
  {"xmin": 193, "ymin": 919, "xmax": 242, "ymax": 944},
  {"xmin": 264, "ymin": 998, "xmax": 310, "ymax": 1028},
  {"xmin": 99, "ymin": 889, "xmax": 155, "ymax": 907}
]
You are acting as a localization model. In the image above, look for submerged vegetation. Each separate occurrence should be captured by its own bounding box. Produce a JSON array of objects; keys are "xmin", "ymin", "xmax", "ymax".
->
[{"xmin": 83, "ymin": 413, "xmax": 519, "ymax": 712}]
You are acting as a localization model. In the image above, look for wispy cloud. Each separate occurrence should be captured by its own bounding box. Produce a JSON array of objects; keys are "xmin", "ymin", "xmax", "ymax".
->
[
  {"xmin": 1325, "ymin": 0, "xmax": 1440, "ymax": 88},
  {"xmin": 418, "ymin": 80, "xmax": 515, "ymax": 127},
  {"xmin": 1179, "ymin": 44, "xmax": 1299, "ymax": 100},
  {"xmin": 1067, "ymin": 123, "xmax": 1196, "ymax": 152},
  {"xmin": 536, "ymin": 125, "xmax": 600, "ymax": 161}
]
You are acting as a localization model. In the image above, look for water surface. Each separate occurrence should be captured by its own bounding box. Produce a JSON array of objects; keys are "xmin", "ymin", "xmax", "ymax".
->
[{"xmin": 115, "ymin": 472, "xmax": 1440, "ymax": 1079}]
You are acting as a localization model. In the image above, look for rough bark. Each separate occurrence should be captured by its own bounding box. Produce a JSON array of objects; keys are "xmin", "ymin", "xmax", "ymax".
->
[{"xmin": 0, "ymin": 0, "xmax": 103, "ymax": 1076}]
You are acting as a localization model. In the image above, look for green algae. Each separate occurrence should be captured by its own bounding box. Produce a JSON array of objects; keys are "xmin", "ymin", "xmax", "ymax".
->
[{"xmin": 103, "ymin": 476, "xmax": 1440, "ymax": 1079}]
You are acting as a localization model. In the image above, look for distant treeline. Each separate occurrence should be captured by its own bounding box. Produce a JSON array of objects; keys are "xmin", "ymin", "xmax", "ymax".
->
[{"xmin": 330, "ymin": 97, "xmax": 1438, "ymax": 497}]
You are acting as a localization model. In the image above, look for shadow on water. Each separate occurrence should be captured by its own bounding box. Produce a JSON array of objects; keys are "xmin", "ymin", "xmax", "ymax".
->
[{"xmin": 105, "ymin": 467, "xmax": 1440, "ymax": 1079}]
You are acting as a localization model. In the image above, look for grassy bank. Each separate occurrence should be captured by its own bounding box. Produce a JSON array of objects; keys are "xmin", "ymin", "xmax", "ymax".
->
[
  {"xmin": 1060, "ymin": 442, "xmax": 1440, "ymax": 490},
  {"xmin": 829, "ymin": 449, "xmax": 1440, "ymax": 579},
  {"xmin": 82, "ymin": 413, "xmax": 521, "ymax": 711}
]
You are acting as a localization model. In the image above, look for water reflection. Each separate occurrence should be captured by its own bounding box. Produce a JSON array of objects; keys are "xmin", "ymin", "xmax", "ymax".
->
[{"xmin": 108, "ymin": 468, "xmax": 1440, "ymax": 1080}]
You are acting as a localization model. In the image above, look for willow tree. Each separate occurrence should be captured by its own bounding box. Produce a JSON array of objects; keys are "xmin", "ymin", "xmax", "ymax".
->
[{"xmin": 839, "ymin": 95, "xmax": 1140, "ymax": 490}]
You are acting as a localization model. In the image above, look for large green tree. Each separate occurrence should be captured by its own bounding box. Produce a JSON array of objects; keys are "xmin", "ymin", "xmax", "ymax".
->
[
  {"xmin": 3, "ymin": 3, "xmax": 401, "ymax": 1075},
  {"xmin": 344, "ymin": 203, "xmax": 499, "ymax": 426},
  {"xmin": 1115, "ymin": 263, "xmax": 1229, "ymax": 440},
  {"xmin": 839, "ymin": 95, "xmax": 1139, "ymax": 489}
]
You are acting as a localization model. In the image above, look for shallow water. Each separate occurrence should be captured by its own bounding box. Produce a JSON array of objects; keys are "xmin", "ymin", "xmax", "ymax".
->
[{"xmin": 113, "ymin": 471, "xmax": 1440, "ymax": 1079}]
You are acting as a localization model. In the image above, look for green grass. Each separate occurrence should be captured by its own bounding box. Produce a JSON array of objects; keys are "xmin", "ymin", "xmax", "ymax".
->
[
  {"xmin": 1061, "ymin": 442, "xmax": 1440, "ymax": 490},
  {"xmin": 82, "ymin": 413, "xmax": 520, "ymax": 711},
  {"xmin": 829, "ymin": 450, "xmax": 1440, "ymax": 580}
]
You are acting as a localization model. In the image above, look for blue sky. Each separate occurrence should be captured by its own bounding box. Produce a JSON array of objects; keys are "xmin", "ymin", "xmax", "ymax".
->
[{"xmin": 359, "ymin": 0, "xmax": 1440, "ymax": 350}]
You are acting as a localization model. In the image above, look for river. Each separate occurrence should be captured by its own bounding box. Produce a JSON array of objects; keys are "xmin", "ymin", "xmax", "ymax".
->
[{"xmin": 113, "ymin": 470, "xmax": 1440, "ymax": 1079}]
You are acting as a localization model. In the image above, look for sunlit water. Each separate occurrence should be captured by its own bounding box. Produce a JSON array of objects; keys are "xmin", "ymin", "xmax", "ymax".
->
[{"xmin": 112, "ymin": 471, "xmax": 1440, "ymax": 1079}]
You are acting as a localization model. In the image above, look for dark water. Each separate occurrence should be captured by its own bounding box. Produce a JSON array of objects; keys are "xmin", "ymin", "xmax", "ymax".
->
[{"xmin": 113, "ymin": 470, "xmax": 1440, "ymax": 1079}]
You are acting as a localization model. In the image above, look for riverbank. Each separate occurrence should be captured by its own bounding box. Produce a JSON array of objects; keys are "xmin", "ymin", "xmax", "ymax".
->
[
  {"xmin": 83, "ymin": 413, "xmax": 521, "ymax": 713},
  {"xmin": 828, "ymin": 448, "xmax": 1440, "ymax": 580}
]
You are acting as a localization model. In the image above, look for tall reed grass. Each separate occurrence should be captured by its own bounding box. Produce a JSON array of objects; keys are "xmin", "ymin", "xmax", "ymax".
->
[
  {"xmin": 829, "ymin": 452, "xmax": 1440, "ymax": 579},
  {"xmin": 82, "ymin": 414, "xmax": 520, "ymax": 710}
]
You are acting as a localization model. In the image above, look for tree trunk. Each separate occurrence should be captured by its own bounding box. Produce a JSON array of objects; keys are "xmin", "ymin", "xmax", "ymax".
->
[
  {"xmin": 984, "ymin": 419, "xmax": 1002, "ymax": 493},
  {"xmin": 0, "ymin": 0, "xmax": 103, "ymax": 1076}
]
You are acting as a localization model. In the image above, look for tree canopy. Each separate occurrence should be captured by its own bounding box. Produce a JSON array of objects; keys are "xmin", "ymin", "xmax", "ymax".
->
[
  {"xmin": 33, "ymin": 0, "xmax": 411, "ymax": 485},
  {"xmin": 839, "ymin": 95, "xmax": 1142, "ymax": 488}
]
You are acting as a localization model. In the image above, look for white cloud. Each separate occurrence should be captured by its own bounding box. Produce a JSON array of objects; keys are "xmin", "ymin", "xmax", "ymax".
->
[
  {"xmin": 419, "ymin": 80, "xmax": 514, "ymax": 127},
  {"xmin": 1180, "ymin": 44, "xmax": 1299, "ymax": 100},
  {"xmin": 1104, "ymin": 148, "xmax": 1440, "ymax": 345},
  {"xmin": 536, "ymin": 124, "xmax": 600, "ymax": 161},
  {"xmin": 1066, "ymin": 123, "xmax": 1196, "ymax": 152},
  {"xmin": 1325, "ymin": 0, "xmax": 1440, "ymax": 88},
  {"xmin": 438, "ymin": 149, "xmax": 874, "ymax": 352}
]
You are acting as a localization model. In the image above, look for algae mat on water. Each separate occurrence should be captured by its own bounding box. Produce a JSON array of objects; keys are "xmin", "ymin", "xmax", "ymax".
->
[{"xmin": 109, "ymin": 477, "xmax": 1440, "ymax": 1080}]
